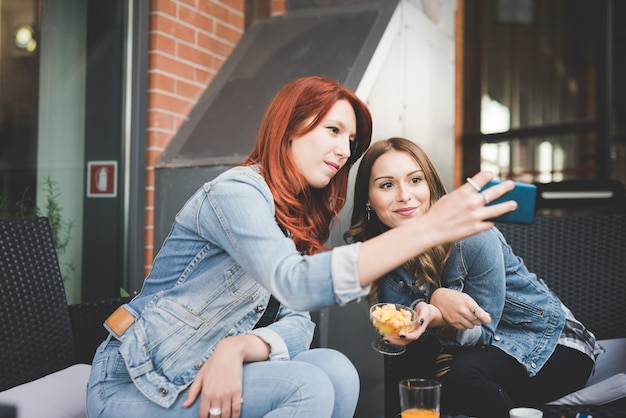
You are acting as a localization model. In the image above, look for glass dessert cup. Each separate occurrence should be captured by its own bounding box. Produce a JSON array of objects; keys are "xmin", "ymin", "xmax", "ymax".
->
[{"xmin": 369, "ymin": 303, "xmax": 418, "ymax": 355}]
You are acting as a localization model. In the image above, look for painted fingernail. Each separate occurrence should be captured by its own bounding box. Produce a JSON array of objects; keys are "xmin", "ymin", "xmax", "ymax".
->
[
  {"xmin": 399, "ymin": 334, "xmax": 406, "ymax": 339},
  {"xmin": 419, "ymin": 318, "xmax": 424, "ymax": 326}
]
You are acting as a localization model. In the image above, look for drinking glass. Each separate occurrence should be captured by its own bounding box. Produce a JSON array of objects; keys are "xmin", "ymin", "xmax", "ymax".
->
[
  {"xmin": 509, "ymin": 407, "xmax": 543, "ymax": 418},
  {"xmin": 398, "ymin": 378, "xmax": 441, "ymax": 418},
  {"xmin": 369, "ymin": 303, "xmax": 418, "ymax": 355}
]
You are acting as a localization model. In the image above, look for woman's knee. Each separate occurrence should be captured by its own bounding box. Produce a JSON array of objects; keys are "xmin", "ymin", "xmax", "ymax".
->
[
  {"xmin": 241, "ymin": 360, "xmax": 336, "ymax": 416},
  {"xmin": 294, "ymin": 348, "xmax": 359, "ymax": 388},
  {"xmin": 434, "ymin": 351, "xmax": 485, "ymax": 383},
  {"xmin": 291, "ymin": 360, "xmax": 336, "ymax": 390}
]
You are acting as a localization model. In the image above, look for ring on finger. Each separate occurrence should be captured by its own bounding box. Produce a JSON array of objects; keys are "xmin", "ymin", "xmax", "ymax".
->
[
  {"xmin": 209, "ymin": 407, "xmax": 222, "ymax": 416},
  {"xmin": 473, "ymin": 305, "xmax": 480, "ymax": 314}
]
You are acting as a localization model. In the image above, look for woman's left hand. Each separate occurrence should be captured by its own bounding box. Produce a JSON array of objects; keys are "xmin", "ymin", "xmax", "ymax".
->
[
  {"xmin": 183, "ymin": 337, "xmax": 244, "ymax": 418},
  {"xmin": 183, "ymin": 335, "xmax": 267, "ymax": 418}
]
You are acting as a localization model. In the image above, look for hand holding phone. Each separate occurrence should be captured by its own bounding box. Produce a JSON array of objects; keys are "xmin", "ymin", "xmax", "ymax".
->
[{"xmin": 481, "ymin": 180, "xmax": 536, "ymax": 224}]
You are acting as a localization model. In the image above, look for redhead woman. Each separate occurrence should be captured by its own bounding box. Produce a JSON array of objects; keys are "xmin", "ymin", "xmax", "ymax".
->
[
  {"xmin": 87, "ymin": 78, "xmax": 516, "ymax": 418},
  {"xmin": 345, "ymin": 137, "xmax": 601, "ymax": 418}
]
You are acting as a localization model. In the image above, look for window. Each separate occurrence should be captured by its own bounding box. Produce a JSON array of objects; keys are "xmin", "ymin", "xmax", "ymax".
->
[{"xmin": 460, "ymin": 0, "xmax": 624, "ymax": 184}]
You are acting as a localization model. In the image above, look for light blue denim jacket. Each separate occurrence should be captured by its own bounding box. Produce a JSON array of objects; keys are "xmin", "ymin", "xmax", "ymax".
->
[
  {"xmin": 377, "ymin": 227, "xmax": 566, "ymax": 377},
  {"xmin": 106, "ymin": 165, "xmax": 369, "ymax": 407}
]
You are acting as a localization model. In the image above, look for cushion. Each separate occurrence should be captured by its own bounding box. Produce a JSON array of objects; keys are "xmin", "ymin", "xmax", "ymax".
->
[
  {"xmin": 0, "ymin": 364, "xmax": 91, "ymax": 418},
  {"xmin": 548, "ymin": 338, "xmax": 626, "ymax": 406},
  {"xmin": 586, "ymin": 338, "xmax": 626, "ymax": 386},
  {"xmin": 549, "ymin": 374, "xmax": 626, "ymax": 406}
]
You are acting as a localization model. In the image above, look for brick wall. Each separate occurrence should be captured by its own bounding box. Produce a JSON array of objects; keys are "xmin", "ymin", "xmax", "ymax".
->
[{"xmin": 144, "ymin": 0, "xmax": 285, "ymax": 276}]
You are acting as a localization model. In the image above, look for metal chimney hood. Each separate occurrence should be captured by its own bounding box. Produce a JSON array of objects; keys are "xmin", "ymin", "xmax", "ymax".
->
[{"xmin": 157, "ymin": 0, "xmax": 399, "ymax": 169}]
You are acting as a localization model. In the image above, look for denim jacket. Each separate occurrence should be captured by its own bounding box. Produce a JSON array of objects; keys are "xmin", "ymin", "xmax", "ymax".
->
[
  {"xmin": 107, "ymin": 165, "xmax": 369, "ymax": 407},
  {"xmin": 377, "ymin": 227, "xmax": 566, "ymax": 377}
]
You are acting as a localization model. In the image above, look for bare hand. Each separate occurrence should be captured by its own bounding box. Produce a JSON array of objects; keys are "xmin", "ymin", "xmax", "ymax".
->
[
  {"xmin": 430, "ymin": 288, "xmax": 492, "ymax": 329},
  {"xmin": 419, "ymin": 172, "xmax": 516, "ymax": 245},
  {"xmin": 183, "ymin": 337, "xmax": 245, "ymax": 418},
  {"xmin": 384, "ymin": 303, "xmax": 440, "ymax": 345}
]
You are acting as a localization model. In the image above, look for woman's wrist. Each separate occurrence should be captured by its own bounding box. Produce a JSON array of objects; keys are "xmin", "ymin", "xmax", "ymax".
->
[
  {"xmin": 429, "ymin": 287, "xmax": 444, "ymax": 305},
  {"xmin": 218, "ymin": 334, "xmax": 270, "ymax": 362}
]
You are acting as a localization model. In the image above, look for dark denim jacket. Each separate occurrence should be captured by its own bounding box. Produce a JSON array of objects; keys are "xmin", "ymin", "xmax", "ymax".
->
[{"xmin": 377, "ymin": 227, "xmax": 566, "ymax": 377}]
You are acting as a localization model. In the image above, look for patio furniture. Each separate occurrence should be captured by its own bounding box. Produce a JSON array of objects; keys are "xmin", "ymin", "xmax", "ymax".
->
[{"xmin": 0, "ymin": 217, "xmax": 129, "ymax": 417}]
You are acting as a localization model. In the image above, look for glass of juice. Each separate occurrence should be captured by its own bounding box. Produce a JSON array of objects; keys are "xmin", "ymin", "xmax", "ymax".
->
[
  {"xmin": 369, "ymin": 303, "xmax": 418, "ymax": 355},
  {"xmin": 398, "ymin": 379, "xmax": 441, "ymax": 418}
]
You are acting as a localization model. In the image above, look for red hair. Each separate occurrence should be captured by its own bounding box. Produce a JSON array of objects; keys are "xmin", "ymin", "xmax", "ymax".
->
[{"xmin": 244, "ymin": 76, "xmax": 372, "ymax": 254}]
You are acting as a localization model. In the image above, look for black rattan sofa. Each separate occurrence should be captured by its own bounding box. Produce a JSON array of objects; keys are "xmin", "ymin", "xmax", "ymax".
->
[{"xmin": 0, "ymin": 217, "xmax": 129, "ymax": 417}]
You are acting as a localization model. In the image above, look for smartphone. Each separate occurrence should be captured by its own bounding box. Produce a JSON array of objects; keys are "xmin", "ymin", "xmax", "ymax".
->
[{"xmin": 481, "ymin": 180, "xmax": 537, "ymax": 224}]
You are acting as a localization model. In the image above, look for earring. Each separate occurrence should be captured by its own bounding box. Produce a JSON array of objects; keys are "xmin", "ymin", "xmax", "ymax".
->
[{"xmin": 366, "ymin": 204, "xmax": 372, "ymax": 221}]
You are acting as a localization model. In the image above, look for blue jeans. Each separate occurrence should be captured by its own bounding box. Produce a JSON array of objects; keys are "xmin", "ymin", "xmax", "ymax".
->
[{"xmin": 87, "ymin": 339, "xmax": 359, "ymax": 418}]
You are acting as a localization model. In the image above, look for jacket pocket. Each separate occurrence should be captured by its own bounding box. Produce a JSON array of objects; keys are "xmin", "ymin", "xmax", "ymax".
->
[{"xmin": 502, "ymin": 295, "xmax": 545, "ymax": 326}]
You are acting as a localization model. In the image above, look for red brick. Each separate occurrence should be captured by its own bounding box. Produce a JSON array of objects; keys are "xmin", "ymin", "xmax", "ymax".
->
[
  {"xmin": 180, "ymin": 6, "xmax": 214, "ymax": 32},
  {"xmin": 178, "ymin": 43, "xmax": 213, "ymax": 69},
  {"xmin": 151, "ymin": 14, "xmax": 196, "ymax": 44},
  {"xmin": 150, "ymin": 13, "xmax": 178, "ymax": 36},
  {"xmin": 149, "ymin": 72, "xmax": 176, "ymax": 93},
  {"xmin": 144, "ymin": 187, "xmax": 154, "ymax": 206},
  {"xmin": 150, "ymin": 32, "xmax": 176, "ymax": 55},
  {"xmin": 150, "ymin": 53, "xmax": 197, "ymax": 79},
  {"xmin": 215, "ymin": 20, "xmax": 243, "ymax": 44},
  {"xmin": 144, "ymin": 205, "xmax": 154, "ymax": 227},
  {"xmin": 149, "ymin": 130, "xmax": 176, "ymax": 149},
  {"xmin": 176, "ymin": 78, "xmax": 204, "ymax": 100},
  {"xmin": 197, "ymin": 32, "xmax": 233, "ymax": 57},
  {"xmin": 149, "ymin": 91, "xmax": 194, "ymax": 115},
  {"xmin": 218, "ymin": 0, "xmax": 244, "ymax": 12},
  {"xmin": 151, "ymin": 0, "xmax": 177, "ymax": 16},
  {"xmin": 272, "ymin": 0, "xmax": 285, "ymax": 15},
  {"xmin": 146, "ymin": 149, "xmax": 165, "ymax": 167},
  {"xmin": 148, "ymin": 111, "xmax": 176, "ymax": 131},
  {"xmin": 204, "ymin": 1, "xmax": 244, "ymax": 27}
]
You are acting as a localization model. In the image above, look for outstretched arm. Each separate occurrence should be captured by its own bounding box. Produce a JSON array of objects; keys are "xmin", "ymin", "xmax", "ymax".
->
[{"xmin": 357, "ymin": 172, "xmax": 516, "ymax": 287}]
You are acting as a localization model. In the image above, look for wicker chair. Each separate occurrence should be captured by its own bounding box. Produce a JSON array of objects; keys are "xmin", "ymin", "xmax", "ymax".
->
[
  {"xmin": 384, "ymin": 213, "xmax": 626, "ymax": 418},
  {"xmin": 0, "ymin": 217, "xmax": 129, "ymax": 416}
]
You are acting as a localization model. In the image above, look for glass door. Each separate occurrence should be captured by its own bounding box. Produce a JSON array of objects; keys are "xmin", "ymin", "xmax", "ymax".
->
[{"xmin": 0, "ymin": 0, "xmax": 136, "ymax": 303}]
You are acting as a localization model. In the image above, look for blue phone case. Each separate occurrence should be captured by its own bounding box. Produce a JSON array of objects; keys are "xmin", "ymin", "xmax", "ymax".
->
[{"xmin": 481, "ymin": 180, "xmax": 537, "ymax": 224}]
